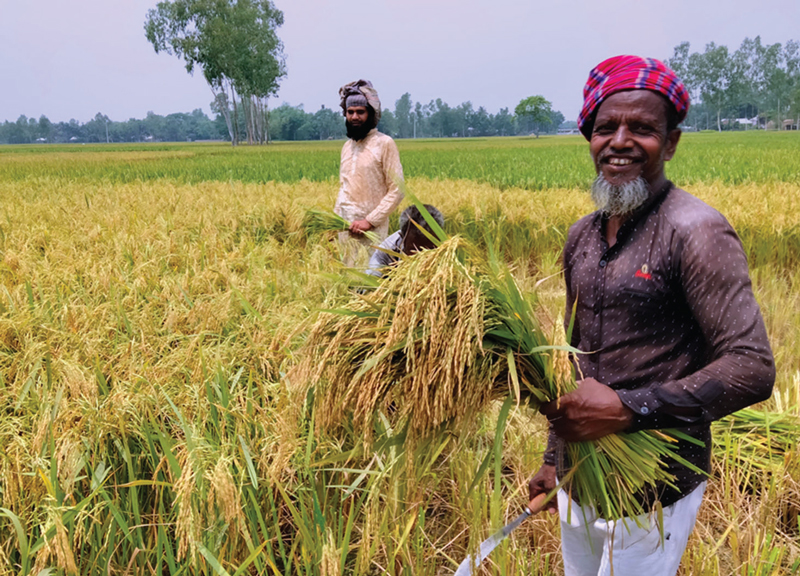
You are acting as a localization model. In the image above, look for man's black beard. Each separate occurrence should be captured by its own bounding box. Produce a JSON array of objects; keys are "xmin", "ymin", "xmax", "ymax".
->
[{"xmin": 346, "ymin": 120, "xmax": 373, "ymax": 141}]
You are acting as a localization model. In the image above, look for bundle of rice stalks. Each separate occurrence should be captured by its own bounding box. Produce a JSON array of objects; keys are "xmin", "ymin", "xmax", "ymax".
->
[
  {"xmin": 302, "ymin": 208, "xmax": 380, "ymax": 244},
  {"xmin": 713, "ymin": 407, "xmax": 800, "ymax": 473},
  {"xmin": 291, "ymin": 234, "xmax": 699, "ymax": 521}
]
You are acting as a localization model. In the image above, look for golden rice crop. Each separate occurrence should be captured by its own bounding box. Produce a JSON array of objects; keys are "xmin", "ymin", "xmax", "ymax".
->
[
  {"xmin": 292, "ymin": 233, "xmax": 701, "ymax": 521},
  {"xmin": 2, "ymin": 136, "xmax": 799, "ymax": 574},
  {"xmin": 713, "ymin": 407, "xmax": 800, "ymax": 473}
]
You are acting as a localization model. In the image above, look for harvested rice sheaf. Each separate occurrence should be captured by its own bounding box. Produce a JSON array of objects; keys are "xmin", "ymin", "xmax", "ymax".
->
[
  {"xmin": 301, "ymin": 208, "xmax": 380, "ymax": 244},
  {"xmin": 292, "ymin": 236, "xmax": 698, "ymax": 520},
  {"xmin": 295, "ymin": 237, "xmax": 508, "ymax": 443}
]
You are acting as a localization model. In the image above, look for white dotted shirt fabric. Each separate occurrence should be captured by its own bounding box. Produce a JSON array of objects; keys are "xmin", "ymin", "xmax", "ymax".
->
[{"xmin": 547, "ymin": 183, "xmax": 774, "ymax": 509}]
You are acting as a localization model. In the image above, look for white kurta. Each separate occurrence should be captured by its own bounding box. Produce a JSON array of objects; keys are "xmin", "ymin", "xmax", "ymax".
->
[
  {"xmin": 334, "ymin": 128, "xmax": 404, "ymax": 238},
  {"xmin": 334, "ymin": 128, "xmax": 404, "ymax": 266}
]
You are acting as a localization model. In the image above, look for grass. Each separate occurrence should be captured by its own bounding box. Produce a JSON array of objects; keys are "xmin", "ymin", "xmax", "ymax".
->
[
  {"xmin": 0, "ymin": 134, "xmax": 798, "ymax": 574},
  {"xmin": 2, "ymin": 131, "xmax": 800, "ymax": 189}
]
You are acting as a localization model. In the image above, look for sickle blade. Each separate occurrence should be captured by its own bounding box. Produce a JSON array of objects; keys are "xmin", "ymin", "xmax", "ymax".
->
[{"xmin": 453, "ymin": 508, "xmax": 531, "ymax": 576}]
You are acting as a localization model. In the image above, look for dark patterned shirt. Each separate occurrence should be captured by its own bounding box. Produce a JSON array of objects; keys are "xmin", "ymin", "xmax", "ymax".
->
[{"xmin": 545, "ymin": 182, "xmax": 775, "ymax": 510}]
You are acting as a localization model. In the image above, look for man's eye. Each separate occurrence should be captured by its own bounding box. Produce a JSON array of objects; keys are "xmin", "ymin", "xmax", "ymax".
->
[{"xmin": 632, "ymin": 124, "xmax": 655, "ymax": 133}]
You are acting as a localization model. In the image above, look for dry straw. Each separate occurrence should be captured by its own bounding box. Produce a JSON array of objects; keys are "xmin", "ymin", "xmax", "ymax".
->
[{"xmin": 292, "ymin": 216, "xmax": 701, "ymax": 520}]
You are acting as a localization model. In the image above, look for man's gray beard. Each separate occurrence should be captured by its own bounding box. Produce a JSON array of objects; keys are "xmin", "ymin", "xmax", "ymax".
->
[{"xmin": 591, "ymin": 175, "xmax": 651, "ymax": 217}]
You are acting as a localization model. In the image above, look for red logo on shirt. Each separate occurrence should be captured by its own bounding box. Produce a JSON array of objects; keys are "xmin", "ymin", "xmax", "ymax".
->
[{"xmin": 635, "ymin": 264, "xmax": 652, "ymax": 280}]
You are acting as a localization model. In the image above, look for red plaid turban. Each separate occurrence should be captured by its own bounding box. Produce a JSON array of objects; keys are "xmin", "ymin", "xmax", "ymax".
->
[{"xmin": 578, "ymin": 55, "xmax": 690, "ymax": 140}]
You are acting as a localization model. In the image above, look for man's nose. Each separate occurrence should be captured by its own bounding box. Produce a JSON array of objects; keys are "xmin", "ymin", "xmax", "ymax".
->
[{"xmin": 610, "ymin": 126, "xmax": 632, "ymax": 149}]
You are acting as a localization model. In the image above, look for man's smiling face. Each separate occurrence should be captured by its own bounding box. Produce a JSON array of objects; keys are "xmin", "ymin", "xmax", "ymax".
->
[{"xmin": 590, "ymin": 90, "xmax": 681, "ymax": 190}]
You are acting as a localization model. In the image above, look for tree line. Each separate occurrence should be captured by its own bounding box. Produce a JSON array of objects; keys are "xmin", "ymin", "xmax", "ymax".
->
[
  {"xmin": 0, "ymin": 94, "xmax": 566, "ymax": 144},
  {"xmin": 9, "ymin": 34, "xmax": 799, "ymax": 145},
  {"xmin": 0, "ymin": 110, "xmax": 227, "ymax": 145},
  {"xmin": 270, "ymin": 94, "xmax": 565, "ymax": 141},
  {"xmin": 666, "ymin": 37, "xmax": 800, "ymax": 131}
]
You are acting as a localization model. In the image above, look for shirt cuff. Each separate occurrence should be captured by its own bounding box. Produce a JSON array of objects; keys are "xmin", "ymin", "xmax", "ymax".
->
[
  {"xmin": 365, "ymin": 212, "xmax": 383, "ymax": 227},
  {"xmin": 616, "ymin": 384, "xmax": 662, "ymax": 431}
]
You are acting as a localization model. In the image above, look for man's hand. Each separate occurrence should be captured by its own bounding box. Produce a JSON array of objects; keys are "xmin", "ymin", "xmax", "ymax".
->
[
  {"xmin": 540, "ymin": 377, "xmax": 634, "ymax": 442},
  {"xmin": 528, "ymin": 464, "xmax": 558, "ymax": 515},
  {"xmin": 349, "ymin": 219, "xmax": 374, "ymax": 235}
]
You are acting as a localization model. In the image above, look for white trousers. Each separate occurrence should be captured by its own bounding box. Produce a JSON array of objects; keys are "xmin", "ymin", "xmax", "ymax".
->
[{"xmin": 559, "ymin": 482, "xmax": 706, "ymax": 576}]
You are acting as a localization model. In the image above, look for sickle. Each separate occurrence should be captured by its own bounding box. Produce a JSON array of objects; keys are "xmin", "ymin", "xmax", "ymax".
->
[{"xmin": 453, "ymin": 493, "xmax": 548, "ymax": 576}]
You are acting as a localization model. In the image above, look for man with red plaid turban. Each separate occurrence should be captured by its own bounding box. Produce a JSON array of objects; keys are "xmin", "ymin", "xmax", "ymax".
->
[{"xmin": 528, "ymin": 55, "xmax": 774, "ymax": 575}]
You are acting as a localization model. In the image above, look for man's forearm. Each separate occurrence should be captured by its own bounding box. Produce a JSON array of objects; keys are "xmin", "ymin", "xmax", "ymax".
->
[{"xmin": 616, "ymin": 354, "xmax": 774, "ymax": 431}]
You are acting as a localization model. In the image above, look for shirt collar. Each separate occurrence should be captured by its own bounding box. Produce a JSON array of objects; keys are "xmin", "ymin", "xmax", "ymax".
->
[
  {"xmin": 593, "ymin": 180, "xmax": 674, "ymax": 245},
  {"xmin": 351, "ymin": 128, "xmax": 378, "ymax": 145}
]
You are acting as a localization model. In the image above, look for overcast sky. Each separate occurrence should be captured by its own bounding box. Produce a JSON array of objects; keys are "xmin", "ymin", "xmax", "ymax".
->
[{"xmin": 2, "ymin": 0, "xmax": 799, "ymax": 124}]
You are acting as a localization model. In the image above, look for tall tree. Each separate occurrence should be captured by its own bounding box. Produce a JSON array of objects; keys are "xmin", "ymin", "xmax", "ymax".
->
[
  {"xmin": 426, "ymin": 99, "xmax": 451, "ymax": 137},
  {"xmin": 269, "ymin": 104, "xmax": 308, "ymax": 141},
  {"xmin": 144, "ymin": 0, "xmax": 286, "ymax": 145},
  {"xmin": 84, "ymin": 113, "xmax": 111, "ymax": 143},
  {"xmin": 548, "ymin": 109, "xmax": 565, "ymax": 131},
  {"xmin": 453, "ymin": 101, "xmax": 474, "ymax": 137},
  {"xmin": 493, "ymin": 107, "xmax": 514, "ymax": 136},
  {"xmin": 514, "ymin": 95, "xmax": 553, "ymax": 137},
  {"xmin": 377, "ymin": 109, "xmax": 398, "ymax": 137},
  {"xmin": 695, "ymin": 43, "xmax": 732, "ymax": 131},
  {"xmin": 313, "ymin": 105, "xmax": 344, "ymax": 140},
  {"xmin": 394, "ymin": 93, "xmax": 413, "ymax": 138},
  {"xmin": 9, "ymin": 116, "xmax": 31, "ymax": 144},
  {"xmin": 37, "ymin": 116, "xmax": 53, "ymax": 142},
  {"xmin": 413, "ymin": 102, "xmax": 426, "ymax": 138},
  {"xmin": 669, "ymin": 37, "xmax": 800, "ymax": 130},
  {"xmin": 666, "ymin": 42, "xmax": 692, "ymax": 86},
  {"xmin": 470, "ymin": 106, "xmax": 491, "ymax": 136}
]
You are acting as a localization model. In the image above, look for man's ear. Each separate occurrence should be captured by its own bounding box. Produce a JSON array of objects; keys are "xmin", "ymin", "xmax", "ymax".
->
[{"xmin": 663, "ymin": 129, "xmax": 681, "ymax": 162}]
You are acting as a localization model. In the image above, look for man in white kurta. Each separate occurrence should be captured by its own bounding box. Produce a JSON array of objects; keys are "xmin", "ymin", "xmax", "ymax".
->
[{"xmin": 335, "ymin": 79, "xmax": 404, "ymax": 266}]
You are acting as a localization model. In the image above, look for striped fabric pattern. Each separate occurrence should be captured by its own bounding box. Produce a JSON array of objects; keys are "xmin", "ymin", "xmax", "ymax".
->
[{"xmin": 578, "ymin": 55, "xmax": 690, "ymax": 140}]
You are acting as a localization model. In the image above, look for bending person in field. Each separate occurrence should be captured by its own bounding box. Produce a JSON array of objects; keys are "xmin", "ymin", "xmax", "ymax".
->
[
  {"xmin": 365, "ymin": 204, "xmax": 444, "ymax": 278},
  {"xmin": 335, "ymin": 79, "xmax": 404, "ymax": 266},
  {"xmin": 527, "ymin": 55, "xmax": 775, "ymax": 576}
]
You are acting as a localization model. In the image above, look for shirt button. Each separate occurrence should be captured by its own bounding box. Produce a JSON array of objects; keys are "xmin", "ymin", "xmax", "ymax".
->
[
  {"xmin": 640, "ymin": 406, "xmax": 650, "ymax": 415},
  {"xmin": 599, "ymin": 260, "xmax": 607, "ymax": 268}
]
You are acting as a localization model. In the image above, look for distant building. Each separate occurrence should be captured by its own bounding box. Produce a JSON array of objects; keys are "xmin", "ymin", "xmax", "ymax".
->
[
  {"xmin": 557, "ymin": 127, "xmax": 581, "ymax": 135},
  {"xmin": 721, "ymin": 117, "xmax": 759, "ymax": 129}
]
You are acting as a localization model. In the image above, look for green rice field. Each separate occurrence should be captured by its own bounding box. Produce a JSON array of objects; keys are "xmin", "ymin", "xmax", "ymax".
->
[{"xmin": 0, "ymin": 132, "xmax": 798, "ymax": 575}]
